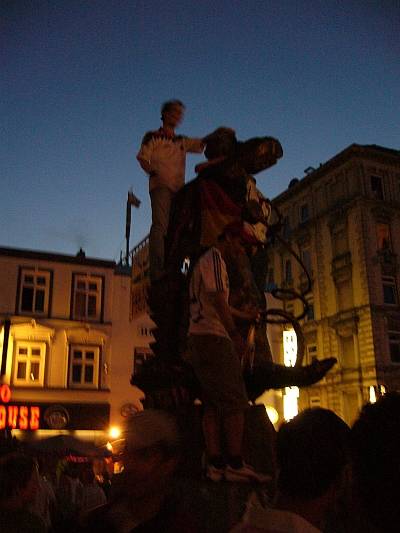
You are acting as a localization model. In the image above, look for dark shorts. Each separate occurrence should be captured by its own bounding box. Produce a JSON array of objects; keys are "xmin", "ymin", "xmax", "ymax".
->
[{"xmin": 187, "ymin": 334, "xmax": 249, "ymax": 415}]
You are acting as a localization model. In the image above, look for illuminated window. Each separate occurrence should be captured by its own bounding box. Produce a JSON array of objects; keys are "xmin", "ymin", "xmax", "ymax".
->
[
  {"xmin": 376, "ymin": 223, "xmax": 391, "ymax": 250},
  {"xmin": 69, "ymin": 345, "xmax": 100, "ymax": 389},
  {"xmin": 18, "ymin": 269, "xmax": 50, "ymax": 316},
  {"xmin": 283, "ymin": 329, "xmax": 299, "ymax": 420},
  {"xmin": 72, "ymin": 275, "xmax": 102, "ymax": 321},
  {"xmin": 382, "ymin": 276, "xmax": 398, "ymax": 305},
  {"xmin": 13, "ymin": 342, "xmax": 46, "ymax": 387}
]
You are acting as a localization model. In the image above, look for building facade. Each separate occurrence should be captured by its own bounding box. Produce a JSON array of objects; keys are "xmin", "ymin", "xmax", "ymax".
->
[
  {"xmin": 0, "ymin": 247, "xmax": 145, "ymax": 443},
  {"xmin": 267, "ymin": 144, "xmax": 400, "ymax": 425}
]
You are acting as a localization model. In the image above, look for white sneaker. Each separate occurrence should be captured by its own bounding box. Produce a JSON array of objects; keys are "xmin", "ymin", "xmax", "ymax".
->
[
  {"xmin": 206, "ymin": 464, "xmax": 225, "ymax": 482},
  {"xmin": 225, "ymin": 463, "xmax": 272, "ymax": 483}
]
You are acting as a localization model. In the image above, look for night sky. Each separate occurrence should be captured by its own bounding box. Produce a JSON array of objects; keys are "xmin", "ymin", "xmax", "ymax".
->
[{"xmin": 2, "ymin": 1, "xmax": 399, "ymax": 260}]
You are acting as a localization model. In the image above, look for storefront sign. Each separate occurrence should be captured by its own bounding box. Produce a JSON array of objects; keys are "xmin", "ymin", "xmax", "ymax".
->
[{"xmin": 0, "ymin": 384, "xmax": 40, "ymax": 430}]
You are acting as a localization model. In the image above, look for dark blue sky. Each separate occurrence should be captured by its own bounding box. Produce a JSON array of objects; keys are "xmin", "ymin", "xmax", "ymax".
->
[{"xmin": 2, "ymin": 1, "xmax": 399, "ymax": 260}]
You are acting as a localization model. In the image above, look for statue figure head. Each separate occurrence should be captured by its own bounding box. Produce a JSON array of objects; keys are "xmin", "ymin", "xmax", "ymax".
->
[{"xmin": 204, "ymin": 127, "xmax": 237, "ymax": 160}]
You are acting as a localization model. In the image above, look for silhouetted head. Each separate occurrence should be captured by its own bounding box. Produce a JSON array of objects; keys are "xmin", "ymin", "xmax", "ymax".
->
[
  {"xmin": 161, "ymin": 100, "xmax": 185, "ymax": 128},
  {"xmin": 277, "ymin": 408, "xmax": 350, "ymax": 500},
  {"xmin": 351, "ymin": 392, "xmax": 400, "ymax": 533},
  {"xmin": 204, "ymin": 127, "xmax": 237, "ymax": 160},
  {"xmin": 0, "ymin": 452, "xmax": 39, "ymax": 506},
  {"xmin": 115, "ymin": 409, "xmax": 181, "ymax": 499}
]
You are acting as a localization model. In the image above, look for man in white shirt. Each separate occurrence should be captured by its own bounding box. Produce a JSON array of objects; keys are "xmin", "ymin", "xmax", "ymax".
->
[
  {"xmin": 187, "ymin": 222, "xmax": 270, "ymax": 483},
  {"xmin": 137, "ymin": 100, "xmax": 204, "ymax": 282}
]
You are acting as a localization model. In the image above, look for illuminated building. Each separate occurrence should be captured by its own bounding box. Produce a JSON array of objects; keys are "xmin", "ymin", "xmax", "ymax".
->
[
  {"xmin": 266, "ymin": 144, "xmax": 400, "ymax": 425},
  {"xmin": 0, "ymin": 247, "xmax": 145, "ymax": 443}
]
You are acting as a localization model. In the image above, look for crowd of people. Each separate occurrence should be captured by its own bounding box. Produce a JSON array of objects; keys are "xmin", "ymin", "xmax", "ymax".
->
[
  {"xmin": 1, "ymin": 395, "xmax": 399, "ymax": 532},
  {"xmin": 0, "ymin": 446, "xmax": 109, "ymax": 532}
]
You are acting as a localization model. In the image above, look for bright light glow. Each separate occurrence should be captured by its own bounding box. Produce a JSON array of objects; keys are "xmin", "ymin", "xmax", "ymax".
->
[
  {"xmin": 283, "ymin": 329, "xmax": 299, "ymax": 421},
  {"xmin": 109, "ymin": 426, "xmax": 121, "ymax": 439},
  {"xmin": 369, "ymin": 386, "xmax": 377, "ymax": 404},
  {"xmin": 283, "ymin": 386, "xmax": 299, "ymax": 421},
  {"xmin": 264, "ymin": 405, "xmax": 279, "ymax": 425},
  {"xmin": 379, "ymin": 385, "xmax": 386, "ymax": 395},
  {"xmin": 283, "ymin": 330, "xmax": 297, "ymax": 367},
  {"xmin": 106, "ymin": 441, "xmax": 113, "ymax": 451}
]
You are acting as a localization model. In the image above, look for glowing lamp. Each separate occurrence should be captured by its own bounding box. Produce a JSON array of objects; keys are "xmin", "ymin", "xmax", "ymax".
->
[{"xmin": 109, "ymin": 426, "xmax": 121, "ymax": 439}]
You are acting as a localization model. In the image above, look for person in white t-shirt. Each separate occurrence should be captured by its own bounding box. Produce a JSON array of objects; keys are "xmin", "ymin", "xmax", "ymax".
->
[
  {"xmin": 187, "ymin": 222, "xmax": 271, "ymax": 484},
  {"xmin": 137, "ymin": 100, "xmax": 204, "ymax": 282}
]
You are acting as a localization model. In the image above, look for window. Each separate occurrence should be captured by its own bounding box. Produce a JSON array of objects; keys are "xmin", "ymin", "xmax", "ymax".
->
[
  {"xmin": 371, "ymin": 175, "xmax": 384, "ymax": 200},
  {"xmin": 138, "ymin": 326, "xmax": 153, "ymax": 337},
  {"xmin": 18, "ymin": 269, "xmax": 50, "ymax": 315},
  {"xmin": 389, "ymin": 332, "xmax": 400, "ymax": 363},
  {"xmin": 305, "ymin": 300, "xmax": 314, "ymax": 321},
  {"xmin": 133, "ymin": 348, "xmax": 153, "ymax": 376},
  {"xmin": 72, "ymin": 275, "xmax": 102, "ymax": 321},
  {"xmin": 300, "ymin": 203, "xmax": 309, "ymax": 223},
  {"xmin": 332, "ymin": 228, "xmax": 348, "ymax": 257},
  {"xmin": 285, "ymin": 260, "xmax": 292, "ymax": 283},
  {"xmin": 266, "ymin": 268, "xmax": 276, "ymax": 291},
  {"xmin": 309, "ymin": 395, "xmax": 321, "ymax": 408},
  {"xmin": 382, "ymin": 276, "xmax": 398, "ymax": 305},
  {"xmin": 13, "ymin": 342, "xmax": 46, "ymax": 387},
  {"xmin": 69, "ymin": 345, "xmax": 100, "ymax": 389},
  {"xmin": 337, "ymin": 280, "xmax": 353, "ymax": 310},
  {"xmin": 307, "ymin": 344, "xmax": 318, "ymax": 363},
  {"xmin": 376, "ymin": 223, "xmax": 391, "ymax": 250},
  {"xmin": 285, "ymin": 302, "xmax": 294, "ymax": 315},
  {"xmin": 341, "ymin": 336, "xmax": 356, "ymax": 368},
  {"xmin": 301, "ymin": 249, "xmax": 312, "ymax": 276},
  {"xmin": 282, "ymin": 216, "xmax": 291, "ymax": 240}
]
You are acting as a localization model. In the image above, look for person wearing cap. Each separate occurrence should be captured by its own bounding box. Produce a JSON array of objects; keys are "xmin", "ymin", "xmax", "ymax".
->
[
  {"xmin": 82, "ymin": 409, "xmax": 196, "ymax": 532},
  {"xmin": 137, "ymin": 100, "xmax": 205, "ymax": 282},
  {"xmin": 187, "ymin": 222, "xmax": 271, "ymax": 484}
]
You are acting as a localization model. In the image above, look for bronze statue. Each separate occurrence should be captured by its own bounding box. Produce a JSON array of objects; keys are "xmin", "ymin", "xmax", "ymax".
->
[{"xmin": 131, "ymin": 128, "xmax": 336, "ymax": 408}]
